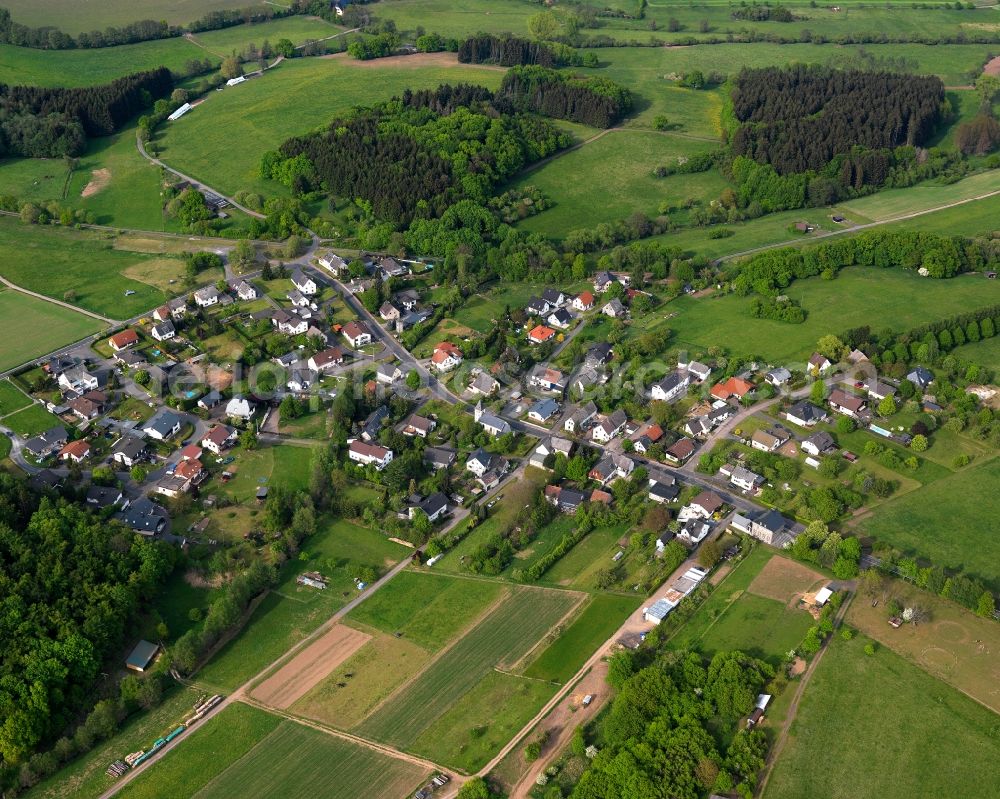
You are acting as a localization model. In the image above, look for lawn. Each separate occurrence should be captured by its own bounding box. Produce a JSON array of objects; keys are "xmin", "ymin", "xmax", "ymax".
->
[
  {"xmin": 859, "ymin": 456, "xmax": 1000, "ymax": 591},
  {"xmin": 3, "ymin": 404, "xmax": 65, "ymax": 437},
  {"xmin": 0, "ymin": 378, "xmax": 32, "ymax": 416},
  {"xmin": 410, "ymin": 670, "xmax": 556, "ymax": 773},
  {"xmin": 515, "ymin": 130, "xmax": 726, "ymax": 237},
  {"xmin": 25, "ymin": 686, "xmax": 203, "ymax": 799},
  {"xmin": 356, "ymin": 586, "xmax": 581, "ymax": 751},
  {"xmin": 158, "ymin": 54, "xmax": 505, "ymax": 199},
  {"xmin": 114, "ymin": 703, "xmax": 281, "ymax": 799},
  {"xmin": 0, "ymin": 219, "xmax": 184, "ymax": 318},
  {"xmin": 669, "ymin": 268, "xmax": 999, "ymax": 363},
  {"xmin": 764, "ymin": 635, "xmax": 1000, "ymax": 799},
  {"xmin": 0, "ymin": 290, "xmax": 103, "ymax": 371},
  {"xmin": 952, "ymin": 333, "xmax": 1000, "ymax": 371},
  {"xmin": 541, "ymin": 523, "xmax": 631, "ymax": 591},
  {"xmin": 523, "ymin": 593, "xmax": 640, "ymax": 683},
  {"xmin": 216, "ymin": 443, "xmax": 315, "ymax": 503},
  {"xmin": 348, "ymin": 571, "xmax": 505, "ymax": 650}
]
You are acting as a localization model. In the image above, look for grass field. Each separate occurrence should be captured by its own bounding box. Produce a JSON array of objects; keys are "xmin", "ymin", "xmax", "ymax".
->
[
  {"xmin": 114, "ymin": 703, "xmax": 281, "ymax": 799},
  {"xmin": 859, "ymin": 456, "xmax": 1000, "ymax": 591},
  {"xmin": 159, "ymin": 54, "xmax": 505, "ymax": 199},
  {"xmin": 216, "ymin": 443, "xmax": 315, "ymax": 503},
  {"xmin": 0, "ymin": 378, "xmax": 33, "ymax": 416},
  {"xmin": 541, "ymin": 524, "xmax": 631, "ymax": 591},
  {"xmin": 1, "ymin": 0, "xmax": 269, "ymax": 33},
  {"xmin": 3, "ymin": 404, "xmax": 65, "ymax": 437},
  {"xmin": 764, "ymin": 635, "xmax": 1000, "ymax": 799},
  {"xmin": 516, "ymin": 130, "xmax": 725, "ymax": 236},
  {"xmin": 669, "ymin": 268, "xmax": 999, "ymax": 363},
  {"xmin": 0, "ymin": 290, "xmax": 103, "ymax": 371},
  {"xmin": 191, "ymin": 16, "xmax": 342, "ymax": 55},
  {"xmin": 356, "ymin": 586, "xmax": 580, "ymax": 753},
  {"xmin": 952, "ymin": 334, "xmax": 1000, "ymax": 371},
  {"xmin": 523, "ymin": 594, "xmax": 640, "ymax": 682},
  {"xmin": 848, "ymin": 578, "xmax": 1000, "ymax": 715}
]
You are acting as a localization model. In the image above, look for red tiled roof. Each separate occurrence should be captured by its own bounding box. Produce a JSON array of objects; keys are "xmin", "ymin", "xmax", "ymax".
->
[
  {"xmin": 528, "ymin": 324, "xmax": 556, "ymax": 342},
  {"xmin": 60, "ymin": 440, "xmax": 90, "ymax": 459},
  {"xmin": 109, "ymin": 330, "xmax": 139, "ymax": 349}
]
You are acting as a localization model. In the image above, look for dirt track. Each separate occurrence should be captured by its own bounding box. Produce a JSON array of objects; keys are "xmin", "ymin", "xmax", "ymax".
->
[{"xmin": 251, "ymin": 624, "xmax": 371, "ymax": 709}]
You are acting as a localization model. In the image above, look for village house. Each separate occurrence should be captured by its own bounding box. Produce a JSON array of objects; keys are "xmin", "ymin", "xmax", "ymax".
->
[
  {"xmin": 152, "ymin": 305, "xmax": 172, "ymax": 323},
  {"xmin": 23, "ymin": 426, "xmax": 67, "ymax": 460},
  {"xmin": 379, "ymin": 257, "xmax": 408, "ymax": 279},
  {"xmin": 801, "ymin": 431, "xmax": 836, "ymax": 456},
  {"xmin": 750, "ymin": 427, "xmax": 791, "ymax": 452},
  {"xmin": 235, "ymin": 280, "xmax": 258, "ymax": 301},
  {"xmin": 201, "ymin": 424, "xmax": 237, "ymax": 455},
  {"xmin": 573, "ymin": 291, "xmax": 595, "ymax": 311},
  {"xmin": 115, "ymin": 349, "xmax": 145, "ymax": 368},
  {"xmin": 194, "ymin": 285, "xmax": 220, "ymax": 307},
  {"xmin": 474, "ymin": 401, "xmax": 511, "ymax": 436},
  {"xmin": 766, "ymin": 367, "xmax": 792, "ymax": 386},
  {"xmin": 808, "ymin": 352, "xmax": 833, "ymax": 374},
  {"xmin": 68, "ymin": 394, "xmax": 104, "ymax": 421},
  {"xmin": 676, "ymin": 519, "xmax": 712, "ymax": 546},
  {"xmin": 828, "ymin": 388, "xmax": 866, "ymax": 418},
  {"xmin": 342, "ymin": 320, "xmax": 372, "ymax": 348},
  {"xmin": 589, "ymin": 454, "xmax": 634, "ymax": 485},
  {"xmin": 710, "ymin": 377, "xmax": 755, "ymax": 402},
  {"xmin": 648, "ymin": 476, "xmax": 680, "ymax": 503},
  {"xmin": 602, "ymin": 298, "xmax": 626, "ymax": 318},
  {"xmin": 651, "ymin": 370, "xmax": 690, "ymax": 402},
  {"xmin": 529, "ymin": 366, "xmax": 566, "ymax": 393},
  {"xmin": 287, "ymin": 289, "xmax": 310, "ymax": 308},
  {"xmin": 112, "ymin": 435, "xmax": 147, "ymax": 467},
  {"xmin": 631, "ymin": 423, "xmax": 664, "ymax": 454},
  {"xmin": 431, "ymin": 342, "xmax": 463, "ymax": 372},
  {"xmin": 423, "ymin": 446, "xmax": 456, "ymax": 470},
  {"xmin": 394, "ymin": 289, "xmax": 420, "ymax": 311},
  {"xmin": 291, "ymin": 270, "xmax": 317, "ymax": 295},
  {"xmin": 663, "ymin": 437, "xmax": 696, "ymax": 465},
  {"xmin": 58, "ymin": 365, "xmax": 100, "ymax": 393},
  {"xmin": 525, "ymin": 296, "xmax": 551, "ymax": 317},
  {"xmin": 59, "ymin": 439, "xmax": 91, "ymax": 463},
  {"xmin": 308, "ymin": 346, "xmax": 346, "ymax": 373},
  {"xmin": 733, "ymin": 508, "xmax": 791, "ymax": 545},
  {"xmin": 143, "ymin": 409, "xmax": 182, "ymax": 441},
  {"xmin": 379, "ymin": 301, "xmax": 401, "ymax": 321},
  {"xmin": 466, "ymin": 447, "xmax": 501, "ymax": 478},
  {"xmin": 564, "ymin": 400, "xmax": 598, "ymax": 433},
  {"xmin": 529, "ymin": 436, "xmax": 573, "ymax": 469},
  {"xmin": 317, "ymin": 251, "xmax": 347, "ymax": 273},
  {"xmin": 721, "ymin": 464, "xmax": 764, "ymax": 494},
  {"xmin": 542, "ymin": 288, "xmax": 566, "ymax": 307},
  {"xmin": 86, "ymin": 485, "xmax": 125, "ymax": 510},
  {"xmin": 585, "ymin": 343, "xmax": 613, "ymax": 368},
  {"xmin": 287, "ymin": 368, "xmax": 316, "ymax": 393},
  {"xmin": 680, "ymin": 359, "xmax": 712, "ymax": 383},
  {"xmin": 151, "ymin": 320, "xmax": 176, "ymax": 342},
  {"xmin": 376, "ymin": 362, "xmax": 404, "ymax": 384},
  {"xmin": 548, "ymin": 307, "xmax": 573, "ymax": 330},
  {"xmin": 410, "ymin": 492, "xmax": 449, "ymax": 523},
  {"xmin": 683, "ymin": 490, "xmax": 724, "ymax": 519},
  {"xmin": 864, "ymin": 378, "xmax": 897, "ymax": 401},
  {"xmin": 527, "ymin": 324, "xmax": 556, "ymax": 345},
  {"xmin": 108, "ymin": 329, "xmax": 139, "ymax": 351},
  {"xmin": 469, "ymin": 371, "xmax": 499, "ymax": 396},
  {"xmin": 361, "ymin": 405, "xmax": 389, "ymax": 441},
  {"xmin": 226, "ymin": 396, "xmax": 257, "ymax": 421},
  {"xmin": 784, "ymin": 400, "xmax": 828, "ymax": 427},
  {"xmin": 590, "ymin": 409, "xmax": 627, "ymax": 443},
  {"xmin": 403, "ymin": 414, "xmax": 436, "ymax": 438},
  {"xmin": 906, "ymin": 366, "xmax": 934, "ymax": 390},
  {"xmin": 593, "ymin": 271, "xmax": 630, "ymax": 293},
  {"xmin": 348, "ymin": 440, "xmax": 393, "ymax": 470},
  {"xmin": 198, "ymin": 390, "xmax": 223, "ymax": 410},
  {"xmin": 272, "ymin": 309, "xmax": 309, "ymax": 336},
  {"xmin": 528, "ymin": 398, "xmax": 560, "ymax": 424}
]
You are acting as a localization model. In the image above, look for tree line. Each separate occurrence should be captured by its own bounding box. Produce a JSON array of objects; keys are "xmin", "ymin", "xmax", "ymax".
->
[
  {"xmin": 730, "ymin": 65, "xmax": 945, "ymax": 177},
  {"xmin": 0, "ymin": 67, "xmax": 173, "ymax": 157},
  {"xmin": 457, "ymin": 33, "xmax": 595, "ymax": 68},
  {"xmin": 497, "ymin": 65, "xmax": 632, "ymax": 128}
]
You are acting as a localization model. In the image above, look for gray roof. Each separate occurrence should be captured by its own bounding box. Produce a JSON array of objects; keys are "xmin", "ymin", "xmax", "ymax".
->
[
  {"xmin": 144, "ymin": 409, "xmax": 181, "ymax": 438},
  {"xmin": 787, "ymin": 400, "xmax": 826, "ymax": 423},
  {"xmin": 419, "ymin": 492, "xmax": 448, "ymax": 516},
  {"xmin": 424, "ymin": 446, "xmax": 456, "ymax": 468},
  {"xmin": 530, "ymin": 398, "xmax": 560, "ymax": 420}
]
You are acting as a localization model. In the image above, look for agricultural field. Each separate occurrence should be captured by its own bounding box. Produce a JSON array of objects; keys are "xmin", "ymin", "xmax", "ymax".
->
[
  {"xmin": 848, "ymin": 578, "xmax": 1000, "ymax": 714},
  {"xmin": 158, "ymin": 54, "xmax": 506, "ymax": 199},
  {"xmin": 515, "ymin": 130, "xmax": 727, "ymax": 237},
  {"xmin": 952, "ymin": 333, "xmax": 1000, "ymax": 371},
  {"xmin": 1, "ymin": 0, "xmax": 270, "ymax": 33},
  {"xmin": 0, "ymin": 289, "xmax": 103, "ymax": 371},
  {"xmin": 191, "ymin": 16, "xmax": 343, "ymax": 56},
  {"xmin": 668, "ymin": 267, "xmax": 999, "ymax": 363},
  {"xmin": 763, "ymin": 635, "xmax": 1000, "ymax": 799},
  {"xmin": 859, "ymin": 457, "xmax": 1000, "ymax": 591},
  {"xmin": 355, "ymin": 586, "xmax": 581, "ymax": 765}
]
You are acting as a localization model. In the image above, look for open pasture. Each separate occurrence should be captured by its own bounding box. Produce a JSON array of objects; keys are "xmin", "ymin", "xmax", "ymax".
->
[
  {"xmin": 356, "ymin": 586, "xmax": 582, "ymax": 751},
  {"xmin": 0, "ymin": 290, "xmax": 102, "ymax": 371},
  {"xmin": 191, "ymin": 16, "xmax": 342, "ymax": 55},
  {"xmin": 848, "ymin": 579, "xmax": 1000, "ymax": 715},
  {"xmin": 1, "ymin": 0, "xmax": 268, "ymax": 33},
  {"xmin": 764, "ymin": 636, "xmax": 1000, "ymax": 799},
  {"xmin": 859, "ymin": 456, "xmax": 1000, "ymax": 592},
  {"xmin": 159, "ymin": 55, "xmax": 505, "ymax": 198},
  {"xmin": 515, "ymin": 130, "xmax": 726, "ymax": 237}
]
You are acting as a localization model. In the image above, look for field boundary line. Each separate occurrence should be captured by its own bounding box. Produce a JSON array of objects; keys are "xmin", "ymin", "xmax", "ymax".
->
[
  {"xmin": 492, "ymin": 667, "xmax": 557, "ymax": 685},
  {"xmin": 502, "ymin": 590, "xmax": 589, "ymax": 674},
  {"xmin": 188, "ymin": 716, "xmax": 288, "ymax": 799},
  {"xmin": 0, "ymin": 274, "xmax": 117, "ymax": 324}
]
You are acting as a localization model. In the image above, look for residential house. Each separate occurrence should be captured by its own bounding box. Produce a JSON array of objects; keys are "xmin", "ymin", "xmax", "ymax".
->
[
  {"xmin": 379, "ymin": 302, "xmax": 401, "ymax": 321},
  {"xmin": 317, "ymin": 251, "xmax": 347, "ymax": 273},
  {"xmin": 593, "ymin": 271, "xmax": 630, "ymax": 292},
  {"xmin": 864, "ymin": 378, "xmax": 897, "ymax": 401},
  {"xmin": 194, "ymin": 285, "xmax": 220, "ymax": 307},
  {"xmin": 348, "ymin": 440, "xmax": 393, "ymax": 469},
  {"xmin": 342, "ymin": 321, "xmax": 372, "ymax": 348},
  {"xmin": 686, "ymin": 490, "xmax": 724, "ymax": 518},
  {"xmin": 469, "ymin": 372, "xmax": 499, "ymax": 396},
  {"xmin": 677, "ymin": 519, "xmax": 712, "ymax": 545},
  {"xmin": 651, "ymin": 370, "xmax": 690, "ymax": 402},
  {"xmin": 112, "ymin": 435, "xmax": 148, "ymax": 467},
  {"xmin": 198, "ymin": 390, "xmax": 223, "ymax": 410},
  {"xmin": 379, "ymin": 257, "xmax": 408, "ymax": 279},
  {"xmin": 545, "ymin": 485, "xmax": 586, "ymax": 513},
  {"xmin": 143, "ymin": 409, "xmax": 182, "ymax": 441},
  {"xmin": 411, "ymin": 492, "xmax": 448, "ymax": 523},
  {"xmin": 86, "ymin": 485, "xmax": 125, "ymax": 509},
  {"xmin": 59, "ymin": 440, "xmax": 91, "ymax": 463},
  {"xmin": 585, "ymin": 343, "xmax": 613, "ymax": 368},
  {"xmin": 374, "ymin": 362, "xmax": 402, "ymax": 385},
  {"xmin": 525, "ymin": 296, "xmax": 551, "ymax": 317},
  {"xmin": 710, "ymin": 377, "xmax": 755, "ymax": 402},
  {"xmin": 431, "ymin": 342, "xmax": 463, "ymax": 372},
  {"xmin": 396, "ymin": 308, "xmax": 433, "ymax": 332},
  {"xmin": 564, "ymin": 400, "xmax": 597, "ymax": 433},
  {"xmin": 474, "ymin": 401, "xmax": 511, "ymax": 436},
  {"xmin": 347, "ymin": 277, "xmax": 374, "ymax": 294},
  {"xmin": 828, "ymin": 388, "xmax": 866, "ymax": 418},
  {"xmin": 906, "ymin": 366, "xmax": 934, "ymax": 390},
  {"xmin": 750, "ymin": 427, "xmax": 790, "ymax": 452},
  {"xmin": 117, "ymin": 498, "xmax": 168, "ymax": 536},
  {"xmin": 766, "ymin": 367, "xmax": 792, "ymax": 386},
  {"xmin": 287, "ymin": 368, "xmax": 316, "ymax": 393},
  {"xmin": 590, "ymin": 409, "xmax": 627, "ymax": 442},
  {"xmin": 808, "ymin": 352, "xmax": 832, "ymax": 374},
  {"xmin": 403, "ymin": 414, "xmax": 436, "ymax": 438},
  {"xmin": 529, "ymin": 366, "xmax": 566, "ymax": 393},
  {"xmin": 663, "ymin": 437, "xmax": 696, "ymax": 465},
  {"xmin": 548, "ymin": 308, "xmax": 573, "ymax": 330},
  {"xmin": 272, "ymin": 309, "xmax": 309, "ymax": 335},
  {"xmin": 528, "ymin": 398, "xmax": 560, "ymax": 423},
  {"xmin": 361, "ymin": 405, "xmax": 389, "ymax": 441},
  {"xmin": 201, "ymin": 424, "xmax": 236, "ymax": 455},
  {"xmin": 573, "ymin": 291, "xmax": 595, "ymax": 311},
  {"xmin": 801, "ymin": 431, "xmax": 835, "ymax": 456},
  {"xmin": 394, "ymin": 289, "xmax": 420, "ymax": 311},
  {"xmin": 723, "ymin": 464, "xmax": 764, "ymax": 493},
  {"xmin": 308, "ymin": 347, "xmax": 346, "ymax": 372},
  {"xmin": 115, "ymin": 349, "xmax": 145, "ymax": 368},
  {"xmin": 466, "ymin": 448, "xmax": 501, "ymax": 478},
  {"xmin": 588, "ymin": 454, "xmax": 634, "ymax": 485},
  {"xmin": 23, "ymin": 426, "xmax": 69, "ymax": 460},
  {"xmin": 291, "ymin": 270, "xmax": 317, "ymax": 295},
  {"xmin": 151, "ymin": 320, "xmax": 176, "ymax": 342},
  {"xmin": 784, "ymin": 400, "xmax": 828, "ymax": 427},
  {"xmin": 235, "ymin": 280, "xmax": 258, "ymax": 301},
  {"xmin": 167, "ymin": 297, "xmax": 187, "ymax": 317},
  {"xmin": 682, "ymin": 360, "xmax": 712, "ymax": 383},
  {"xmin": 152, "ymin": 305, "xmax": 172, "ymax": 323},
  {"xmin": 69, "ymin": 395, "xmax": 104, "ymax": 420},
  {"xmin": 527, "ymin": 324, "xmax": 556, "ymax": 344},
  {"xmin": 287, "ymin": 289, "xmax": 310, "ymax": 308},
  {"xmin": 847, "ymin": 349, "xmax": 870, "ymax": 365},
  {"xmin": 58, "ymin": 366, "xmax": 100, "ymax": 393},
  {"xmin": 109, "ymin": 329, "xmax": 139, "ymax": 351},
  {"xmin": 529, "ymin": 436, "xmax": 573, "ymax": 469},
  {"xmin": 423, "ymin": 446, "xmax": 457, "ymax": 470},
  {"xmin": 631, "ymin": 423, "xmax": 664, "ymax": 454},
  {"xmin": 648, "ymin": 477, "xmax": 680, "ymax": 503},
  {"xmin": 305, "ymin": 325, "xmax": 329, "ymax": 345},
  {"xmin": 571, "ymin": 366, "xmax": 604, "ymax": 396},
  {"xmin": 748, "ymin": 509, "xmax": 790, "ymax": 545},
  {"xmin": 602, "ymin": 298, "xmax": 626, "ymax": 318},
  {"xmin": 684, "ymin": 416, "xmax": 713, "ymax": 439},
  {"xmin": 542, "ymin": 288, "xmax": 566, "ymax": 307},
  {"xmin": 226, "ymin": 396, "xmax": 256, "ymax": 421}
]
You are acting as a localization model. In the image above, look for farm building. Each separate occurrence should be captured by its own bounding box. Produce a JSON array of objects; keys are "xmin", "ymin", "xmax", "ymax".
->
[{"xmin": 126, "ymin": 640, "xmax": 160, "ymax": 672}]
